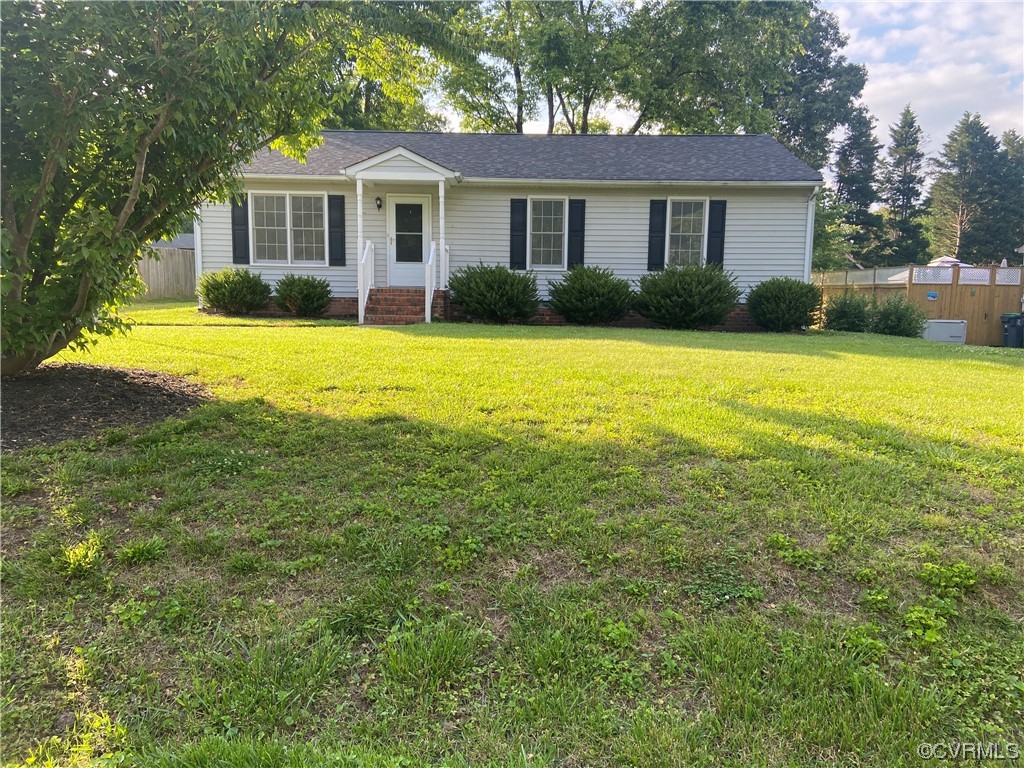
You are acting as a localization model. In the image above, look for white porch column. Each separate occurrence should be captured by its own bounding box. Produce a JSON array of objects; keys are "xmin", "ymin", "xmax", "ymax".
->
[
  {"xmin": 356, "ymin": 178, "xmax": 364, "ymax": 252},
  {"xmin": 438, "ymin": 179, "xmax": 446, "ymax": 288}
]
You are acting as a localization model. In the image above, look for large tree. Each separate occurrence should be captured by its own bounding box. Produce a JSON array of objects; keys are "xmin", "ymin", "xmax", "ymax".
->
[
  {"xmin": 996, "ymin": 129, "xmax": 1024, "ymax": 256},
  {"xmin": 927, "ymin": 112, "xmax": 1006, "ymax": 262},
  {"xmin": 0, "ymin": 1, "xmax": 450, "ymax": 376},
  {"xmin": 833, "ymin": 105, "xmax": 883, "ymax": 264},
  {"xmin": 877, "ymin": 104, "xmax": 928, "ymax": 264}
]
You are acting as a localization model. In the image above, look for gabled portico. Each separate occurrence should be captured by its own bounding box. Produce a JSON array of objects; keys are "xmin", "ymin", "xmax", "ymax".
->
[{"xmin": 343, "ymin": 147, "xmax": 461, "ymax": 324}]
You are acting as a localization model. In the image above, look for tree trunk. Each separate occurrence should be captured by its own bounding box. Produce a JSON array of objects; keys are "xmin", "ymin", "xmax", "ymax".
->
[
  {"xmin": 546, "ymin": 85, "xmax": 555, "ymax": 135},
  {"xmin": 1, "ymin": 324, "xmax": 83, "ymax": 378},
  {"xmin": 513, "ymin": 63, "xmax": 524, "ymax": 133}
]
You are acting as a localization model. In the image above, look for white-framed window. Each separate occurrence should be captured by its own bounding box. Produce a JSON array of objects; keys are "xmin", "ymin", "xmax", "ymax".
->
[
  {"xmin": 528, "ymin": 197, "xmax": 568, "ymax": 269},
  {"xmin": 250, "ymin": 192, "xmax": 328, "ymax": 265},
  {"xmin": 666, "ymin": 198, "xmax": 709, "ymax": 267}
]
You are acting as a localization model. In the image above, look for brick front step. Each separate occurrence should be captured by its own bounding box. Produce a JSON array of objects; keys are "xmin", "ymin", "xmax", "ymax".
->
[{"xmin": 364, "ymin": 316, "xmax": 425, "ymax": 325}]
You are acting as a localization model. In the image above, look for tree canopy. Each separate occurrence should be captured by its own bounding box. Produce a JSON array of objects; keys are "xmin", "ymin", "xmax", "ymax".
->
[{"xmin": 0, "ymin": 1, "xmax": 455, "ymax": 376}]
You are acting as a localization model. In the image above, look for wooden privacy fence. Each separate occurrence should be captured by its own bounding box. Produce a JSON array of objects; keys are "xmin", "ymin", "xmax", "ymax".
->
[
  {"xmin": 813, "ymin": 265, "xmax": 1024, "ymax": 346},
  {"xmin": 138, "ymin": 247, "xmax": 196, "ymax": 299}
]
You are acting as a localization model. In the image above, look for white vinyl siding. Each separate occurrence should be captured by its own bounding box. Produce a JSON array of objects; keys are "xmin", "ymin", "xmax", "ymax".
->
[
  {"xmin": 667, "ymin": 199, "xmax": 707, "ymax": 267},
  {"xmin": 529, "ymin": 198, "xmax": 567, "ymax": 268},
  {"xmin": 201, "ymin": 182, "xmax": 813, "ymax": 300}
]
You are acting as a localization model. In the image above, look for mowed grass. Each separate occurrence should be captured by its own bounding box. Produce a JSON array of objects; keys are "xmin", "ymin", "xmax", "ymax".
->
[{"xmin": 2, "ymin": 301, "xmax": 1023, "ymax": 767}]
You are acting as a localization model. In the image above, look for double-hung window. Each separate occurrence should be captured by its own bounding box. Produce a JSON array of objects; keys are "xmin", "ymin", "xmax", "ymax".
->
[
  {"xmin": 250, "ymin": 193, "xmax": 327, "ymax": 265},
  {"xmin": 529, "ymin": 197, "xmax": 567, "ymax": 269},
  {"xmin": 667, "ymin": 199, "xmax": 708, "ymax": 267}
]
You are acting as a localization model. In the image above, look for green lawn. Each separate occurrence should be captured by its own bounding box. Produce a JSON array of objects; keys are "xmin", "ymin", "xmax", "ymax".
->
[{"xmin": 3, "ymin": 301, "xmax": 1023, "ymax": 767}]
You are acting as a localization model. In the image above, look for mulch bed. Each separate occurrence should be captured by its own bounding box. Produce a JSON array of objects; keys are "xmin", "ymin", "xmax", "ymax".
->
[{"xmin": 1, "ymin": 364, "xmax": 210, "ymax": 451}]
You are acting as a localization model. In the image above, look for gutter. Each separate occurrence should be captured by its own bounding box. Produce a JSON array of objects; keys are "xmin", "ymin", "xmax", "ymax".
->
[{"xmin": 804, "ymin": 186, "xmax": 820, "ymax": 282}]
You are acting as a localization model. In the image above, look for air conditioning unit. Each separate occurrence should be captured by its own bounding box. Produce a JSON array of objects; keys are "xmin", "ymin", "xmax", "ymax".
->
[{"xmin": 922, "ymin": 319, "xmax": 967, "ymax": 344}]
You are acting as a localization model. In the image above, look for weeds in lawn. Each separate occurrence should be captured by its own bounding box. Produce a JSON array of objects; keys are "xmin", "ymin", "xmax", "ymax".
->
[{"xmin": 115, "ymin": 535, "xmax": 167, "ymax": 566}]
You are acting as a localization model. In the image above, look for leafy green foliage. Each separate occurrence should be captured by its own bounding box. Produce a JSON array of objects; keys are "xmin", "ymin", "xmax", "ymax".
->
[
  {"xmin": 634, "ymin": 265, "xmax": 740, "ymax": 329},
  {"xmin": 683, "ymin": 555, "xmax": 765, "ymax": 610},
  {"xmin": 822, "ymin": 291, "xmax": 873, "ymax": 332},
  {"xmin": 448, "ymin": 263, "xmax": 539, "ymax": 324},
  {"xmin": 812, "ymin": 189, "xmax": 861, "ymax": 271},
  {"xmin": 0, "ymin": 1, "xmax": 456, "ymax": 376},
  {"xmin": 918, "ymin": 562, "xmax": 977, "ymax": 597},
  {"xmin": 198, "ymin": 269, "xmax": 272, "ymax": 315},
  {"xmin": 870, "ymin": 294, "xmax": 927, "ymax": 338},
  {"xmin": 745, "ymin": 277, "xmax": 821, "ymax": 332},
  {"xmin": 548, "ymin": 266, "xmax": 633, "ymax": 324},
  {"xmin": 273, "ymin": 274, "xmax": 332, "ymax": 318},
  {"xmin": 765, "ymin": 532, "xmax": 825, "ymax": 571},
  {"xmin": 58, "ymin": 531, "xmax": 105, "ymax": 578}
]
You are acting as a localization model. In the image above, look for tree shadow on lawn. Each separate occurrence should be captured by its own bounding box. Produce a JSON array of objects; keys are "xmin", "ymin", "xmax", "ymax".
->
[
  {"xmin": 3, "ymin": 395, "xmax": 1021, "ymax": 762},
  {"xmin": 385, "ymin": 322, "xmax": 1024, "ymax": 364}
]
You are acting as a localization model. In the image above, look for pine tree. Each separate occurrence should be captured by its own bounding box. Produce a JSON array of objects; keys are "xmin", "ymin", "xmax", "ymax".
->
[
  {"xmin": 879, "ymin": 105, "xmax": 929, "ymax": 264},
  {"xmin": 928, "ymin": 112, "xmax": 1005, "ymax": 262},
  {"xmin": 833, "ymin": 105, "xmax": 883, "ymax": 264},
  {"xmin": 997, "ymin": 130, "xmax": 1024, "ymax": 258}
]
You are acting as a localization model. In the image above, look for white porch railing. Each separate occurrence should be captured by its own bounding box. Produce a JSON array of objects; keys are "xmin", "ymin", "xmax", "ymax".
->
[
  {"xmin": 357, "ymin": 239, "xmax": 374, "ymax": 324},
  {"xmin": 425, "ymin": 240, "xmax": 437, "ymax": 323},
  {"xmin": 443, "ymin": 243, "xmax": 450, "ymax": 289}
]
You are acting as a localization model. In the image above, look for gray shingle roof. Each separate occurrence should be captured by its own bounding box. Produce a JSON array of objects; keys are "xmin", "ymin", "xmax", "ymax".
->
[{"xmin": 244, "ymin": 131, "xmax": 823, "ymax": 183}]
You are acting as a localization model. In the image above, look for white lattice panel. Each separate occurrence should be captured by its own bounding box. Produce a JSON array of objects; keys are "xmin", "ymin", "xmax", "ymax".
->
[
  {"xmin": 958, "ymin": 267, "xmax": 991, "ymax": 285},
  {"xmin": 912, "ymin": 266, "xmax": 954, "ymax": 285},
  {"xmin": 995, "ymin": 268, "xmax": 1022, "ymax": 285}
]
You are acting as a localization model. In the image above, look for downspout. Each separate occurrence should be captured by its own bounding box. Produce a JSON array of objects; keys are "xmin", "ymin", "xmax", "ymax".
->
[
  {"xmin": 193, "ymin": 211, "xmax": 203, "ymax": 308},
  {"xmin": 804, "ymin": 186, "xmax": 820, "ymax": 283}
]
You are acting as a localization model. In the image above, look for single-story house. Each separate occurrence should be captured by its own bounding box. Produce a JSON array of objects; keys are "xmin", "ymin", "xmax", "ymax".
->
[{"xmin": 195, "ymin": 131, "xmax": 822, "ymax": 324}]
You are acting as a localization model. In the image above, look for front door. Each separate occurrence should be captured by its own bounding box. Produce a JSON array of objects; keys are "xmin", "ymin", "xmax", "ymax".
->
[{"xmin": 388, "ymin": 195, "xmax": 431, "ymax": 287}]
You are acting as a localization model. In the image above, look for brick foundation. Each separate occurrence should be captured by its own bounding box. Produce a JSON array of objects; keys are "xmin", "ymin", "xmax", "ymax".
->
[{"xmin": 200, "ymin": 297, "xmax": 357, "ymax": 319}]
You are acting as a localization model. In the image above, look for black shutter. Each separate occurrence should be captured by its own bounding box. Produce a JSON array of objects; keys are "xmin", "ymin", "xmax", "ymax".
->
[
  {"xmin": 706, "ymin": 200, "xmax": 726, "ymax": 268},
  {"xmin": 231, "ymin": 197, "xmax": 249, "ymax": 264},
  {"xmin": 510, "ymin": 198, "xmax": 527, "ymax": 270},
  {"xmin": 328, "ymin": 194, "xmax": 346, "ymax": 266},
  {"xmin": 567, "ymin": 199, "xmax": 585, "ymax": 268},
  {"xmin": 647, "ymin": 200, "xmax": 667, "ymax": 271}
]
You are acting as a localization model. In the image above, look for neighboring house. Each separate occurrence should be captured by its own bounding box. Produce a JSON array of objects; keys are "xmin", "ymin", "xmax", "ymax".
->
[{"xmin": 196, "ymin": 131, "xmax": 822, "ymax": 323}]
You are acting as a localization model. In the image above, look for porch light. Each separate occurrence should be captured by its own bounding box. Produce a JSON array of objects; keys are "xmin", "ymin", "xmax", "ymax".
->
[{"xmin": 375, "ymin": 196, "xmax": 382, "ymax": 211}]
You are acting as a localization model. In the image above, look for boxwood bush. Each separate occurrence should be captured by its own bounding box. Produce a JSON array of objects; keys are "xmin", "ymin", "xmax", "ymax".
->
[
  {"xmin": 746, "ymin": 277, "xmax": 821, "ymax": 332},
  {"xmin": 198, "ymin": 268, "xmax": 271, "ymax": 314},
  {"xmin": 634, "ymin": 265, "xmax": 740, "ymax": 330},
  {"xmin": 822, "ymin": 291, "xmax": 873, "ymax": 332},
  {"xmin": 274, "ymin": 274, "xmax": 332, "ymax": 317},
  {"xmin": 870, "ymin": 294, "xmax": 927, "ymax": 337},
  {"xmin": 448, "ymin": 264, "xmax": 539, "ymax": 324},
  {"xmin": 548, "ymin": 266, "xmax": 633, "ymax": 324}
]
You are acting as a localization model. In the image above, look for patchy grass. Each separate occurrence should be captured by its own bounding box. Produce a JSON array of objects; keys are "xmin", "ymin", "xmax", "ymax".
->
[{"xmin": 2, "ymin": 301, "xmax": 1023, "ymax": 766}]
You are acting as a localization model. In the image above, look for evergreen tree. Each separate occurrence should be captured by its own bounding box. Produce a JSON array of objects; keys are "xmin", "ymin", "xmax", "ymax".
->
[
  {"xmin": 833, "ymin": 105, "xmax": 883, "ymax": 264},
  {"xmin": 997, "ymin": 130, "xmax": 1024, "ymax": 257},
  {"xmin": 879, "ymin": 105, "xmax": 928, "ymax": 264},
  {"xmin": 927, "ymin": 112, "xmax": 1005, "ymax": 262}
]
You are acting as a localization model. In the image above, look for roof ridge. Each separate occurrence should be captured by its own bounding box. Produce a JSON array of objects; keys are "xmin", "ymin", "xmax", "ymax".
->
[{"xmin": 320, "ymin": 129, "xmax": 774, "ymax": 138}]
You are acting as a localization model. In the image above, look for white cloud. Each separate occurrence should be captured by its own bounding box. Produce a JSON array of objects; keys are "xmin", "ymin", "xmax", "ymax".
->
[{"xmin": 826, "ymin": 0, "xmax": 1024, "ymax": 148}]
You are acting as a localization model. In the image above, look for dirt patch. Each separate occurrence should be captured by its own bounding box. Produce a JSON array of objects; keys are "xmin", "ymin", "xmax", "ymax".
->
[{"xmin": 1, "ymin": 363, "xmax": 210, "ymax": 451}]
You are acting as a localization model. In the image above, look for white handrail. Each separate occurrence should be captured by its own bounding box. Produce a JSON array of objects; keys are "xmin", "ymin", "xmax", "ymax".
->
[
  {"xmin": 443, "ymin": 243, "xmax": 450, "ymax": 289},
  {"xmin": 358, "ymin": 239, "xmax": 374, "ymax": 324},
  {"xmin": 425, "ymin": 240, "xmax": 436, "ymax": 323}
]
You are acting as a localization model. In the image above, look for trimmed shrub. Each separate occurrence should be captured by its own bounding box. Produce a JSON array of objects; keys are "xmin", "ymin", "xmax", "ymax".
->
[
  {"xmin": 746, "ymin": 277, "xmax": 821, "ymax": 332},
  {"xmin": 198, "ymin": 268, "xmax": 271, "ymax": 315},
  {"xmin": 822, "ymin": 291, "xmax": 873, "ymax": 332},
  {"xmin": 870, "ymin": 294, "xmax": 927, "ymax": 337},
  {"xmin": 634, "ymin": 265, "xmax": 740, "ymax": 330},
  {"xmin": 548, "ymin": 266, "xmax": 633, "ymax": 324},
  {"xmin": 274, "ymin": 274, "xmax": 332, "ymax": 317},
  {"xmin": 448, "ymin": 264, "xmax": 539, "ymax": 324}
]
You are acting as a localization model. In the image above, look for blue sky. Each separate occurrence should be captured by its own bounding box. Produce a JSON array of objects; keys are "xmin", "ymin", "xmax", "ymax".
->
[{"xmin": 824, "ymin": 0, "xmax": 1023, "ymax": 150}]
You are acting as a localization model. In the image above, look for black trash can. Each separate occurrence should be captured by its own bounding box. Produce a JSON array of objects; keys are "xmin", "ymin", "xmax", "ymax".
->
[{"xmin": 1001, "ymin": 313, "xmax": 1024, "ymax": 348}]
